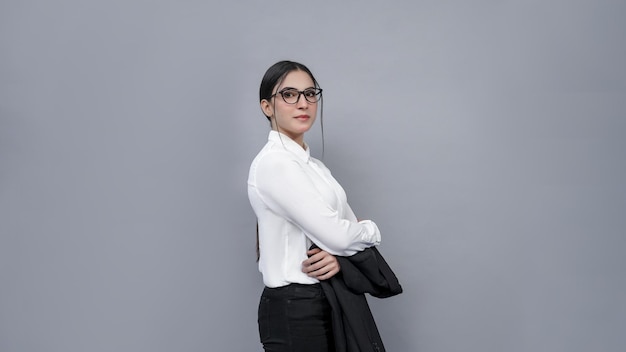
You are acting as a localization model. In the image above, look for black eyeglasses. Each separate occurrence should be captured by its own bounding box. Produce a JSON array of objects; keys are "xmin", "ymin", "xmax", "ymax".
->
[{"xmin": 271, "ymin": 88, "xmax": 323, "ymax": 104}]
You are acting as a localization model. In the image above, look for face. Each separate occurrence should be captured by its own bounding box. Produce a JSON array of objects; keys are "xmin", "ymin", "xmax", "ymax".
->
[{"xmin": 260, "ymin": 70, "xmax": 318, "ymax": 146}]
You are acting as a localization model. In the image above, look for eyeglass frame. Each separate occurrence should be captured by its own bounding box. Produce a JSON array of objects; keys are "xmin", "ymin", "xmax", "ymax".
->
[{"xmin": 270, "ymin": 87, "xmax": 323, "ymax": 104}]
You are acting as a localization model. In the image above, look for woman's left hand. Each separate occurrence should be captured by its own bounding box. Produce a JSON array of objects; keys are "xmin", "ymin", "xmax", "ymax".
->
[{"xmin": 302, "ymin": 248, "xmax": 341, "ymax": 280}]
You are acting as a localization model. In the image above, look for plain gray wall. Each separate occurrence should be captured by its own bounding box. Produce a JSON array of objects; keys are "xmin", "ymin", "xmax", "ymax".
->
[{"xmin": 1, "ymin": 1, "xmax": 625, "ymax": 351}]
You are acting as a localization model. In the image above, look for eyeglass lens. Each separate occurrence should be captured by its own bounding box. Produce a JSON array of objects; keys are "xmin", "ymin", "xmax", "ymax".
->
[{"xmin": 280, "ymin": 89, "xmax": 321, "ymax": 104}]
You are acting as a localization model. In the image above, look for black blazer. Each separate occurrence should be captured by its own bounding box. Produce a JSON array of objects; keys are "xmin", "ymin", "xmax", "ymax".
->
[{"xmin": 315, "ymin": 246, "xmax": 402, "ymax": 352}]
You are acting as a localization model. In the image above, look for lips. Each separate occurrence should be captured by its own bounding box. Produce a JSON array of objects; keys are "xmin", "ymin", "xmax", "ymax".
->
[{"xmin": 294, "ymin": 115, "xmax": 310, "ymax": 120}]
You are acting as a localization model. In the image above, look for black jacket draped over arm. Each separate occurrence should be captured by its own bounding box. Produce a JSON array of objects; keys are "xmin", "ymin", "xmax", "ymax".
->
[{"xmin": 313, "ymin": 246, "xmax": 403, "ymax": 352}]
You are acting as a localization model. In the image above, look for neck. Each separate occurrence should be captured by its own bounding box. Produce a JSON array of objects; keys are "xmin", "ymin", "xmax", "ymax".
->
[
  {"xmin": 293, "ymin": 136, "xmax": 305, "ymax": 149},
  {"xmin": 273, "ymin": 129, "xmax": 305, "ymax": 149}
]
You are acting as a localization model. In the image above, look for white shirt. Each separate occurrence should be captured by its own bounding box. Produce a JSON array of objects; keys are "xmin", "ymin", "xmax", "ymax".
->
[{"xmin": 248, "ymin": 131, "xmax": 381, "ymax": 288}]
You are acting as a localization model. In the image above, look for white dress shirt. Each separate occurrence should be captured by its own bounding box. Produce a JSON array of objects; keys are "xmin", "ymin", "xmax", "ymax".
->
[{"xmin": 248, "ymin": 131, "xmax": 381, "ymax": 288}]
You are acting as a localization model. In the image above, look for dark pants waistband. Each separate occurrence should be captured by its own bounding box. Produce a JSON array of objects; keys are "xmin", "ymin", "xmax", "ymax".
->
[{"xmin": 262, "ymin": 283, "xmax": 325, "ymax": 299}]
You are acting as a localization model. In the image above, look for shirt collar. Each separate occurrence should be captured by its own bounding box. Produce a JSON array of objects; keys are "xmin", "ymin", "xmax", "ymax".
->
[{"xmin": 268, "ymin": 130, "xmax": 311, "ymax": 162}]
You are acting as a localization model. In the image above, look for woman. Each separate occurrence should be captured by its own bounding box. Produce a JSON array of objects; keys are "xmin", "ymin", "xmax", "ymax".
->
[{"xmin": 248, "ymin": 61, "xmax": 382, "ymax": 352}]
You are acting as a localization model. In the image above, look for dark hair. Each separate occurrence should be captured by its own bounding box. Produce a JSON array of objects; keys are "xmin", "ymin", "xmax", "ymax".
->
[{"xmin": 259, "ymin": 60, "xmax": 321, "ymax": 121}]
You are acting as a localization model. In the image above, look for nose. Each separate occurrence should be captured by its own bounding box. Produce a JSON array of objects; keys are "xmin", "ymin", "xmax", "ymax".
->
[{"xmin": 296, "ymin": 93, "xmax": 309, "ymax": 109}]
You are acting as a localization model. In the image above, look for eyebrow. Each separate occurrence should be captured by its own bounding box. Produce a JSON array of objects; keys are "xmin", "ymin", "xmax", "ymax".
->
[{"xmin": 280, "ymin": 86, "xmax": 316, "ymax": 91}]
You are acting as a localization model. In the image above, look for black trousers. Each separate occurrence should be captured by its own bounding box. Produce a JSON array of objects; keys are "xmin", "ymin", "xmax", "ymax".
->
[{"xmin": 258, "ymin": 283, "xmax": 335, "ymax": 352}]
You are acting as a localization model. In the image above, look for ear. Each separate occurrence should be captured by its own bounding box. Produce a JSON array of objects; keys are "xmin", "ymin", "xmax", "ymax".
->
[{"xmin": 260, "ymin": 99, "xmax": 273, "ymax": 119}]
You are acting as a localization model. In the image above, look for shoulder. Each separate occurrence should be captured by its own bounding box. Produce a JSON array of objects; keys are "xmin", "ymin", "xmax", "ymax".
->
[{"xmin": 250, "ymin": 144, "xmax": 301, "ymax": 178}]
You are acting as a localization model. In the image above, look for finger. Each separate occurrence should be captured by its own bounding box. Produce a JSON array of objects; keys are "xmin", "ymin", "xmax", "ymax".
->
[
  {"xmin": 316, "ymin": 271, "xmax": 334, "ymax": 280},
  {"xmin": 312, "ymin": 258, "xmax": 341, "ymax": 279},
  {"xmin": 302, "ymin": 256, "xmax": 331, "ymax": 273},
  {"xmin": 315, "ymin": 267, "xmax": 340, "ymax": 280},
  {"xmin": 306, "ymin": 248, "xmax": 322, "ymax": 256},
  {"xmin": 302, "ymin": 251, "xmax": 327, "ymax": 266},
  {"xmin": 305, "ymin": 260, "xmax": 338, "ymax": 277}
]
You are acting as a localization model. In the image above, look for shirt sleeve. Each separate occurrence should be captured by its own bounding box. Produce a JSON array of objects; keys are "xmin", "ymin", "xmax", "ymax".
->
[{"xmin": 252, "ymin": 151, "xmax": 380, "ymax": 256}]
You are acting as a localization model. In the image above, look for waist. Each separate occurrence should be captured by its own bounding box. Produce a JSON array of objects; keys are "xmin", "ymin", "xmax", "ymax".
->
[{"xmin": 262, "ymin": 283, "xmax": 325, "ymax": 299}]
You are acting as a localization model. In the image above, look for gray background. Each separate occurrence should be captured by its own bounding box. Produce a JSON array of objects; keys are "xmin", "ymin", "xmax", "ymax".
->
[{"xmin": 1, "ymin": 1, "xmax": 625, "ymax": 351}]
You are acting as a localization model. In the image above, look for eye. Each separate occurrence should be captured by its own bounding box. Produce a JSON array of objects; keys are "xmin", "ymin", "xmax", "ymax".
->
[
  {"xmin": 304, "ymin": 89, "xmax": 317, "ymax": 97},
  {"xmin": 281, "ymin": 89, "xmax": 297, "ymax": 98}
]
